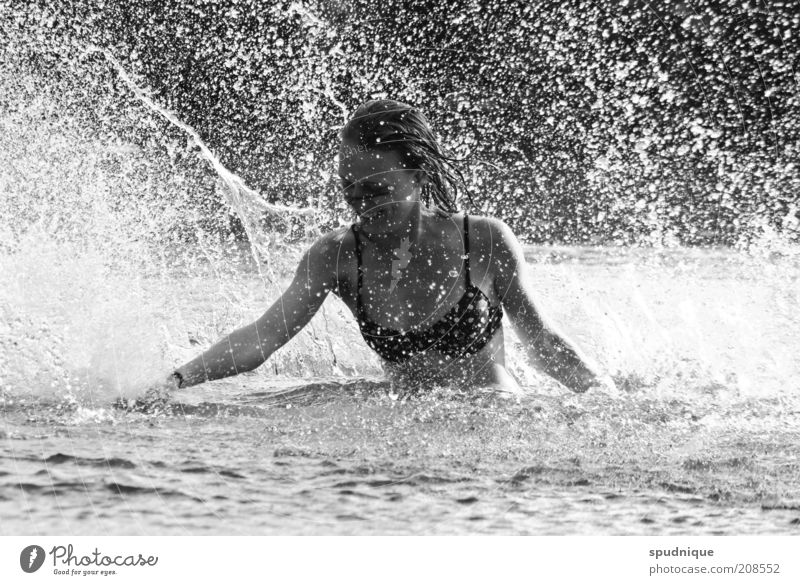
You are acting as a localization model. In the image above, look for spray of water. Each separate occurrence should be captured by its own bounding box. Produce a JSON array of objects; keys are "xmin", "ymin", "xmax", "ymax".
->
[
  {"xmin": 1, "ymin": 0, "xmax": 798, "ymax": 410},
  {"xmin": 0, "ymin": 31, "xmax": 373, "ymax": 403},
  {"xmin": 79, "ymin": 44, "xmax": 319, "ymax": 284}
]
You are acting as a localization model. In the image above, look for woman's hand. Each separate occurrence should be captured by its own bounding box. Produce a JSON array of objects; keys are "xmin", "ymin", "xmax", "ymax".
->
[
  {"xmin": 146, "ymin": 372, "xmax": 181, "ymax": 398},
  {"xmin": 567, "ymin": 369, "xmax": 619, "ymax": 395},
  {"xmin": 115, "ymin": 373, "xmax": 178, "ymax": 413}
]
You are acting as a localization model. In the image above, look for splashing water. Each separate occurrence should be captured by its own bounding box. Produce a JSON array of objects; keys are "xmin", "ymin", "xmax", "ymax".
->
[{"xmin": 1, "ymin": 1, "xmax": 798, "ymax": 535}]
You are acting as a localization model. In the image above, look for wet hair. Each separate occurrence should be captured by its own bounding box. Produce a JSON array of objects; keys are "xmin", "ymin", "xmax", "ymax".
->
[{"xmin": 340, "ymin": 99, "xmax": 471, "ymax": 214}]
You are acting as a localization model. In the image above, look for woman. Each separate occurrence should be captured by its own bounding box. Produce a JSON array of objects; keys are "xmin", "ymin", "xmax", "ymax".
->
[{"xmin": 164, "ymin": 99, "xmax": 609, "ymax": 395}]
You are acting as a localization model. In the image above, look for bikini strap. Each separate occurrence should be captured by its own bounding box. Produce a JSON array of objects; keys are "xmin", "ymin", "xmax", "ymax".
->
[
  {"xmin": 463, "ymin": 214, "xmax": 471, "ymax": 287},
  {"xmin": 352, "ymin": 225, "xmax": 366, "ymax": 321}
]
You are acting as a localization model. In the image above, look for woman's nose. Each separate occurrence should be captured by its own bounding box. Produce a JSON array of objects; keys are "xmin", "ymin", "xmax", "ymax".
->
[
  {"xmin": 345, "ymin": 184, "xmax": 375, "ymax": 206},
  {"xmin": 353, "ymin": 183, "xmax": 378, "ymax": 198}
]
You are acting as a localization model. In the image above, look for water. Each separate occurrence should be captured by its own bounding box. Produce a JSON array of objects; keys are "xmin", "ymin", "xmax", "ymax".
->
[
  {"xmin": 2, "ymin": 247, "xmax": 799, "ymax": 535},
  {"xmin": 2, "ymin": 1, "xmax": 799, "ymax": 535}
]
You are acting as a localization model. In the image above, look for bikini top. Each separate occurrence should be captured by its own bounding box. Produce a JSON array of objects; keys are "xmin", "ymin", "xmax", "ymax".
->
[{"xmin": 352, "ymin": 214, "xmax": 504, "ymax": 363}]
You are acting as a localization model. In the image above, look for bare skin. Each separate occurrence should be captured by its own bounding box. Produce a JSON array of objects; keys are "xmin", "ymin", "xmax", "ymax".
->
[{"xmin": 161, "ymin": 141, "xmax": 610, "ymax": 395}]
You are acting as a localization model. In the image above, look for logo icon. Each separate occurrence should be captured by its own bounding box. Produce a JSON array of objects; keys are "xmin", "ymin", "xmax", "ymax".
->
[{"xmin": 20, "ymin": 545, "xmax": 46, "ymax": 573}]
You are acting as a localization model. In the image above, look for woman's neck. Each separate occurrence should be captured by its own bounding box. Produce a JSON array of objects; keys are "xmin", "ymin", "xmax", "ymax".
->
[{"xmin": 360, "ymin": 207, "xmax": 426, "ymax": 252}]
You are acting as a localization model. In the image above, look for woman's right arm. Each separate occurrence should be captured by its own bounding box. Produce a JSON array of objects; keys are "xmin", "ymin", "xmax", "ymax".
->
[{"xmin": 170, "ymin": 235, "xmax": 340, "ymax": 389}]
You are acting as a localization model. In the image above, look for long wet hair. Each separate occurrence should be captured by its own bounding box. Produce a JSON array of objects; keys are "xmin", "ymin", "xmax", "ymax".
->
[{"xmin": 340, "ymin": 99, "xmax": 472, "ymax": 214}]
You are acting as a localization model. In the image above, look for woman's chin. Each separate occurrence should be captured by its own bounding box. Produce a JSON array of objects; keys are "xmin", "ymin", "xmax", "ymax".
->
[{"xmin": 359, "ymin": 217, "xmax": 394, "ymax": 232}]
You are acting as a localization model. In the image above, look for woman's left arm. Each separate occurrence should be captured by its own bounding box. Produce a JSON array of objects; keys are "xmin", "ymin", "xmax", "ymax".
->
[{"xmin": 487, "ymin": 218, "xmax": 608, "ymax": 393}]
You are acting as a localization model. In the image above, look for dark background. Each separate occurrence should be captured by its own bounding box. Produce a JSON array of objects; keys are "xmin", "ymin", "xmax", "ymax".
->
[{"xmin": 4, "ymin": 0, "xmax": 799, "ymax": 246}]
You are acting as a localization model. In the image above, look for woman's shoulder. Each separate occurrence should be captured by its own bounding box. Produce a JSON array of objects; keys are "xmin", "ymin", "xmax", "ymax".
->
[
  {"xmin": 459, "ymin": 213, "xmax": 520, "ymax": 249},
  {"xmin": 305, "ymin": 225, "xmax": 356, "ymax": 265}
]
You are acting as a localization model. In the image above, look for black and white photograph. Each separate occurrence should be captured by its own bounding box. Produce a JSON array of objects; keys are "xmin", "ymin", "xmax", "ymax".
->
[{"xmin": 1, "ymin": 0, "xmax": 798, "ymax": 546}]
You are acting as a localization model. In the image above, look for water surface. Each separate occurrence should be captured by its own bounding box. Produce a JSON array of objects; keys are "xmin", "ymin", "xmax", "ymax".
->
[{"xmin": 2, "ymin": 247, "xmax": 798, "ymax": 535}]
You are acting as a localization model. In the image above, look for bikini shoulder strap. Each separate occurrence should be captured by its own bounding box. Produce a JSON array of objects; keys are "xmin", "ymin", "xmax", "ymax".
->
[
  {"xmin": 352, "ymin": 224, "xmax": 365, "ymax": 321},
  {"xmin": 463, "ymin": 214, "xmax": 471, "ymax": 286}
]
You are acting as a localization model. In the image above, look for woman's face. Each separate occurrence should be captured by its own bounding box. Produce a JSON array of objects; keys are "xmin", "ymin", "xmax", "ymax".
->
[{"xmin": 338, "ymin": 140, "xmax": 426, "ymax": 233}]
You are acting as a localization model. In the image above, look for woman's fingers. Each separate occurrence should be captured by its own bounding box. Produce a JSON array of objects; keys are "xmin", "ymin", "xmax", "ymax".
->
[
  {"xmin": 568, "ymin": 369, "xmax": 620, "ymax": 395},
  {"xmin": 112, "ymin": 375, "xmax": 176, "ymax": 413},
  {"xmin": 591, "ymin": 374, "xmax": 621, "ymax": 396}
]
